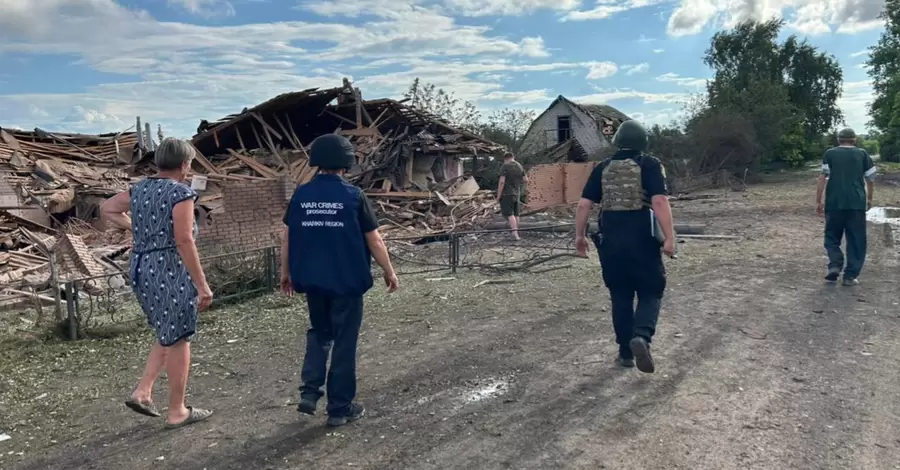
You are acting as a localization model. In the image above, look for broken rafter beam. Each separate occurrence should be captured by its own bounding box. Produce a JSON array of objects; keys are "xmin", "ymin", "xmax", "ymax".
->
[
  {"xmin": 189, "ymin": 143, "xmax": 222, "ymax": 174},
  {"xmin": 255, "ymin": 121, "xmax": 289, "ymax": 168},
  {"xmin": 271, "ymin": 114, "xmax": 300, "ymax": 149},
  {"xmin": 235, "ymin": 126, "xmax": 246, "ymax": 151},
  {"xmin": 250, "ymin": 113, "xmax": 284, "ymax": 141},
  {"xmin": 324, "ymin": 109, "xmax": 359, "ymax": 128},
  {"xmin": 371, "ymin": 106, "xmax": 392, "ymax": 128}
]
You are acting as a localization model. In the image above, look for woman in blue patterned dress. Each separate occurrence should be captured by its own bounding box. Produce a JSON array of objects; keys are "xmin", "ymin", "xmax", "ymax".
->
[{"xmin": 101, "ymin": 137, "xmax": 213, "ymax": 428}]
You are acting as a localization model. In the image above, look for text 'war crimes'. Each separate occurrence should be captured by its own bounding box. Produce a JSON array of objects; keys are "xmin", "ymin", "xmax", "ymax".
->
[{"xmin": 300, "ymin": 201, "xmax": 344, "ymax": 216}]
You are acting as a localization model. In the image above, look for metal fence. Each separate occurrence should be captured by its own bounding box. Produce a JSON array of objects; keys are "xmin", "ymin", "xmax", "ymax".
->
[
  {"xmin": 384, "ymin": 224, "xmax": 580, "ymax": 275},
  {"xmin": 60, "ymin": 246, "xmax": 278, "ymax": 340},
  {"xmin": 56, "ymin": 225, "xmax": 579, "ymax": 340}
]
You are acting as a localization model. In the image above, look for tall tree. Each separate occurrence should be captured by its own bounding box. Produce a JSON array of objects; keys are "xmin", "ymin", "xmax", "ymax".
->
[
  {"xmin": 403, "ymin": 78, "xmax": 482, "ymax": 133},
  {"xmin": 704, "ymin": 18, "xmax": 844, "ymax": 156},
  {"xmin": 867, "ymin": 0, "xmax": 900, "ymax": 160},
  {"xmin": 480, "ymin": 108, "xmax": 536, "ymax": 151}
]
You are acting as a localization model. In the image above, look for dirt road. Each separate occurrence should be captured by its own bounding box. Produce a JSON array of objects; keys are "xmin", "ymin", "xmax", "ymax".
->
[{"xmin": 3, "ymin": 177, "xmax": 900, "ymax": 469}]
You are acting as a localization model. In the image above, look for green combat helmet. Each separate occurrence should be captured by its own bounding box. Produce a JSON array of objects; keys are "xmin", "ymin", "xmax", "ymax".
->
[
  {"xmin": 612, "ymin": 120, "xmax": 649, "ymax": 152},
  {"xmin": 837, "ymin": 127, "xmax": 856, "ymax": 141}
]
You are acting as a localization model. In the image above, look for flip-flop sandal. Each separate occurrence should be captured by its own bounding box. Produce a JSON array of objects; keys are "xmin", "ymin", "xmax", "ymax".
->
[
  {"xmin": 125, "ymin": 398, "xmax": 161, "ymax": 417},
  {"xmin": 165, "ymin": 407, "xmax": 213, "ymax": 429}
]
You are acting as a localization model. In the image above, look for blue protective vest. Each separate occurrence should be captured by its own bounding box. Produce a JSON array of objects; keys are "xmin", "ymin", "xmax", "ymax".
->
[{"xmin": 287, "ymin": 174, "xmax": 374, "ymax": 297}]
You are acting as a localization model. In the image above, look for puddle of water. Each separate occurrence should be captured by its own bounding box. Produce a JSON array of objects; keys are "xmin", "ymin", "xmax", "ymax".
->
[
  {"xmin": 866, "ymin": 207, "xmax": 900, "ymax": 225},
  {"xmin": 461, "ymin": 379, "xmax": 509, "ymax": 404}
]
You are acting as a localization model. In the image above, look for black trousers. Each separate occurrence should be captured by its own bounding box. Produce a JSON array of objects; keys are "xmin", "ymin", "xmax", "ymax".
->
[
  {"xmin": 300, "ymin": 293, "xmax": 363, "ymax": 417},
  {"xmin": 593, "ymin": 233, "xmax": 666, "ymax": 358},
  {"xmin": 824, "ymin": 210, "xmax": 867, "ymax": 278}
]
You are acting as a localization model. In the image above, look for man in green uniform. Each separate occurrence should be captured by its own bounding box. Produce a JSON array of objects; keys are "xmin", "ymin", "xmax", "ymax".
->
[
  {"xmin": 816, "ymin": 127, "xmax": 876, "ymax": 286},
  {"xmin": 497, "ymin": 152, "xmax": 527, "ymax": 240}
]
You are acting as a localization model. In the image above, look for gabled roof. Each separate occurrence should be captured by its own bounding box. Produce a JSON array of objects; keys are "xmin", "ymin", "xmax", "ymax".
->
[
  {"xmin": 575, "ymin": 104, "xmax": 630, "ymax": 124},
  {"xmin": 521, "ymin": 95, "xmax": 631, "ymax": 149},
  {"xmin": 527, "ymin": 95, "xmax": 628, "ymax": 131}
]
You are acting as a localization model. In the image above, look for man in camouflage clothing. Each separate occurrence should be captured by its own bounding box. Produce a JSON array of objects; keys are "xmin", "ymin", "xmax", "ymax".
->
[{"xmin": 575, "ymin": 120, "xmax": 676, "ymax": 373}]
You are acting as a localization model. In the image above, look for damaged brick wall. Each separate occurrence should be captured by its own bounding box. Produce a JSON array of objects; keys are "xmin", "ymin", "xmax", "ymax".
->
[
  {"xmin": 196, "ymin": 178, "xmax": 294, "ymax": 255},
  {"xmin": 525, "ymin": 162, "xmax": 598, "ymax": 210}
]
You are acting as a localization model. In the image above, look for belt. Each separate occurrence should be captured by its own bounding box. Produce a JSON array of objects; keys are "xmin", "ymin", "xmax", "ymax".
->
[{"xmin": 132, "ymin": 246, "xmax": 176, "ymax": 285}]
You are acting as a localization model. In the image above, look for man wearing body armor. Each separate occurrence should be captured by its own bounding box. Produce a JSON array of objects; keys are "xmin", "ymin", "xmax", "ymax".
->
[{"xmin": 575, "ymin": 120, "xmax": 676, "ymax": 373}]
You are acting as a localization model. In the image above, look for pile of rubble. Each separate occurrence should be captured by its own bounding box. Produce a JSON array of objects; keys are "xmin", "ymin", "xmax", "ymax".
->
[
  {"xmin": 185, "ymin": 80, "xmax": 503, "ymax": 237},
  {"xmin": 0, "ymin": 79, "xmax": 505, "ymax": 308}
]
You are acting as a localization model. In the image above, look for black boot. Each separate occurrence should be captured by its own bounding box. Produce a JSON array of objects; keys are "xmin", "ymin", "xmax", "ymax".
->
[{"xmin": 629, "ymin": 337, "xmax": 655, "ymax": 373}]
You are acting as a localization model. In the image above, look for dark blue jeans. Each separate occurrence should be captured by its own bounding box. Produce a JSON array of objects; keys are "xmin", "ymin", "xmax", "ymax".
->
[
  {"xmin": 593, "ymin": 233, "xmax": 666, "ymax": 358},
  {"xmin": 300, "ymin": 293, "xmax": 363, "ymax": 417},
  {"xmin": 824, "ymin": 210, "xmax": 867, "ymax": 278}
]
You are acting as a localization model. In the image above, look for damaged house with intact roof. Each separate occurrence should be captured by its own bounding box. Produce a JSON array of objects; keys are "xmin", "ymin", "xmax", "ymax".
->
[{"xmin": 517, "ymin": 95, "xmax": 631, "ymax": 162}]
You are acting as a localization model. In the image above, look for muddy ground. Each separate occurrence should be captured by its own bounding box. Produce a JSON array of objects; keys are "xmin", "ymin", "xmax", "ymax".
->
[{"xmin": 3, "ymin": 175, "xmax": 900, "ymax": 470}]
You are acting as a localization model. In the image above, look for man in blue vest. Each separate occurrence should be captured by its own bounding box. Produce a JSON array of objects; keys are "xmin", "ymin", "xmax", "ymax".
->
[{"xmin": 280, "ymin": 133, "xmax": 400, "ymax": 427}]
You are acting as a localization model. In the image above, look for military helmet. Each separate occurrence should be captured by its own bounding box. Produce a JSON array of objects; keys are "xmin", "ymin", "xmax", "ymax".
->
[
  {"xmin": 309, "ymin": 133, "xmax": 355, "ymax": 170},
  {"xmin": 612, "ymin": 120, "xmax": 648, "ymax": 151},
  {"xmin": 837, "ymin": 127, "xmax": 856, "ymax": 141}
]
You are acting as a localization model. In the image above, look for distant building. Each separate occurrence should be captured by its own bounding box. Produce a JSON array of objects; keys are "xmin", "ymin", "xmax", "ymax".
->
[{"xmin": 518, "ymin": 95, "xmax": 630, "ymax": 162}]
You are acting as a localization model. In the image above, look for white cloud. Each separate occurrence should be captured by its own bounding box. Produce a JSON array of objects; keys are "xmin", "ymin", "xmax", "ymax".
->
[
  {"xmin": 586, "ymin": 61, "xmax": 619, "ymax": 79},
  {"xmin": 299, "ymin": 0, "xmax": 582, "ymax": 17},
  {"xmin": 839, "ymin": 80, "xmax": 873, "ymax": 131},
  {"xmin": 443, "ymin": 0, "xmax": 582, "ymax": 16},
  {"xmin": 572, "ymin": 88, "xmax": 689, "ymax": 104},
  {"xmin": 482, "ymin": 89, "xmax": 554, "ymax": 104},
  {"xmin": 0, "ymin": 0, "xmax": 881, "ymax": 137},
  {"xmin": 623, "ymin": 63, "xmax": 650, "ymax": 75},
  {"xmin": 667, "ymin": 0, "xmax": 885, "ymax": 37},
  {"xmin": 850, "ymin": 49, "xmax": 869, "ymax": 57},
  {"xmin": 167, "ymin": 0, "xmax": 236, "ymax": 17},
  {"xmin": 656, "ymin": 72, "xmax": 708, "ymax": 87},
  {"xmin": 0, "ymin": 0, "xmax": 571, "ymax": 135},
  {"xmin": 564, "ymin": 0, "xmax": 667, "ymax": 21}
]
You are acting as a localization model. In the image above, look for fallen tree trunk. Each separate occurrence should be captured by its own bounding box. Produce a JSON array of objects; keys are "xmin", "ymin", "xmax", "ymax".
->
[{"xmin": 483, "ymin": 221, "xmax": 706, "ymax": 235}]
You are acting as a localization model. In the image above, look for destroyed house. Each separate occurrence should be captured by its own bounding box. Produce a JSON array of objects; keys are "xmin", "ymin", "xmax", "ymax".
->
[
  {"xmin": 185, "ymin": 79, "xmax": 505, "ymax": 247},
  {"xmin": 517, "ymin": 95, "xmax": 631, "ymax": 162},
  {"xmin": 0, "ymin": 79, "xmax": 505, "ymax": 300},
  {"xmin": 0, "ymin": 126, "xmax": 141, "ymax": 289},
  {"xmin": 190, "ymin": 79, "xmax": 503, "ymax": 194}
]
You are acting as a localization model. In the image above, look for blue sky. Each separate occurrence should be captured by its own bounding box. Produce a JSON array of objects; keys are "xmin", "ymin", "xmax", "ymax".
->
[{"xmin": 0, "ymin": 0, "xmax": 886, "ymax": 138}]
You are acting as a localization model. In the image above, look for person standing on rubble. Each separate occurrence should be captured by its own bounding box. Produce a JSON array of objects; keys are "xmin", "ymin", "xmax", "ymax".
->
[
  {"xmin": 574, "ymin": 120, "xmax": 676, "ymax": 373},
  {"xmin": 816, "ymin": 127, "xmax": 876, "ymax": 286},
  {"xmin": 497, "ymin": 151, "xmax": 527, "ymax": 240},
  {"xmin": 280, "ymin": 133, "xmax": 400, "ymax": 427},
  {"xmin": 101, "ymin": 137, "xmax": 214, "ymax": 428}
]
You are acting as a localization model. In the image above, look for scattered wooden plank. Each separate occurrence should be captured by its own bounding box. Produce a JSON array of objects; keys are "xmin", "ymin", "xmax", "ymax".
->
[
  {"xmin": 227, "ymin": 149, "xmax": 280, "ymax": 178},
  {"xmin": 324, "ymin": 110, "xmax": 358, "ymax": 127},
  {"xmin": 677, "ymin": 234, "xmax": 740, "ymax": 240},
  {"xmin": 474, "ymin": 279, "xmax": 515, "ymax": 287}
]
